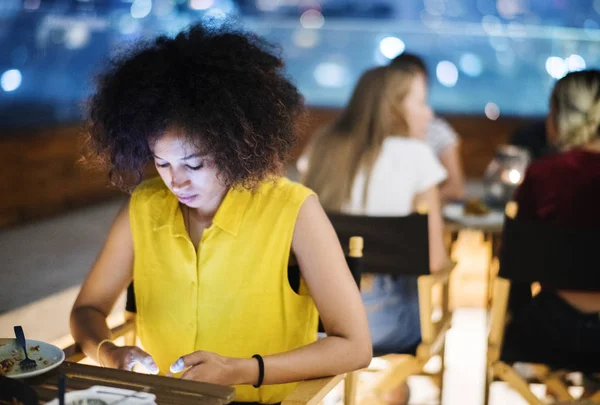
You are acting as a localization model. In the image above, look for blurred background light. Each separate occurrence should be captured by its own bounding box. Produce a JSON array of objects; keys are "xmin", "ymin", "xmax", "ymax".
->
[
  {"xmin": 508, "ymin": 169, "xmax": 521, "ymax": 184},
  {"xmin": 190, "ymin": 0, "xmax": 214, "ymax": 11},
  {"xmin": 1, "ymin": 70, "xmax": 22, "ymax": 92},
  {"xmin": 300, "ymin": 10, "xmax": 324, "ymax": 29},
  {"xmin": 65, "ymin": 24, "xmax": 91, "ymax": 50},
  {"xmin": 379, "ymin": 36, "xmax": 405, "ymax": 60},
  {"xmin": 293, "ymin": 29, "xmax": 319, "ymax": 48},
  {"xmin": 545, "ymin": 56, "xmax": 568, "ymax": 79},
  {"xmin": 485, "ymin": 102, "xmax": 500, "ymax": 120},
  {"xmin": 424, "ymin": 0, "xmax": 445, "ymax": 16},
  {"xmin": 119, "ymin": 14, "xmax": 141, "ymax": 35},
  {"xmin": 459, "ymin": 53, "xmax": 483, "ymax": 77},
  {"xmin": 481, "ymin": 15, "xmax": 503, "ymax": 36},
  {"xmin": 436, "ymin": 61, "xmax": 459, "ymax": 87},
  {"xmin": 2, "ymin": 0, "xmax": 600, "ymax": 128},
  {"xmin": 153, "ymin": 0, "xmax": 174, "ymax": 17},
  {"xmin": 256, "ymin": 0, "xmax": 279, "ymax": 12},
  {"xmin": 496, "ymin": 0, "xmax": 524, "ymax": 19},
  {"xmin": 507, "ymin": 22, "xmax": 526, "ymax": 41},
  {"xmin": 131, "ymin": 0, "xmax": 152, "ymax": 19},
  {"xmin": 566, "ymin": 54, "xmax": 586, "ymax": 72},
  {"xmin": 203, "ymin": 7, "xmax": 228, "ymax": 20},
  {"xmin": 313, "ymin": 61, "xmax": 349, "ymax": 88}
]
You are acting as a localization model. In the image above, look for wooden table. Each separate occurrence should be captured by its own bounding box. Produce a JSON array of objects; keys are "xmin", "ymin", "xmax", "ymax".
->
[
  {"xmin": 443, "ymin": 200, "xmax": 505, "ymax": 308},
  {"xmin": 26, "ymin": 362, "xmax": 236, "ymax": 405}
]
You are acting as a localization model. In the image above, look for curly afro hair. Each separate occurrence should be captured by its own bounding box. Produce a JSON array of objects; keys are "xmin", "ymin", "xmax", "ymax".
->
[{"xmin": 85, "ymin": 21, "xmax": 305, "ymax": 191}]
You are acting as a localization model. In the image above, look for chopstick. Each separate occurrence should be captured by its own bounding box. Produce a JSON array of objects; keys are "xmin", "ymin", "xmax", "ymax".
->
[{"xmin": 58, "ymin": 374, "xmax": 65, "ymax": 405}]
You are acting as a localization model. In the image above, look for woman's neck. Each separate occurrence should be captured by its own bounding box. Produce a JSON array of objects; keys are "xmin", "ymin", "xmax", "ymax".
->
[
  {"xmin": 189, "ymin": 187, "xmax": 229, "ymax": 223},
  {"xmin": 582, "ymin": 139, "xmax": 600, "ymax": 153}
]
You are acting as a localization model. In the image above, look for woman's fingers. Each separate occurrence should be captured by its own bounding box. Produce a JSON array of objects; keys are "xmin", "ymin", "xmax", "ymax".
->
[{"xmin": 170, "ymin": 350, "xmax": 209, "ymax": 373}]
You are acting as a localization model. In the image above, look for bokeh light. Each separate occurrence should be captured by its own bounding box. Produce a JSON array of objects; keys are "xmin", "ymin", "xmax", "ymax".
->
[
  {"xmin": 545, "ymin": 56, "xmax": 567, "ymax": 79},
  {"xmin": 459, "ymin": 53, "xmax": 483, "ymax": 77},
  {"xmin": 1, "ymin": 69, "xmax": 22, "ymax": 92},
  {"xmin": 485, "ymin": 102, "xmax": 500, "ymax": 120},
  {"xmin": 379, "ymin": 37, "xmax": 405, "ymax": 60},
  {"xmin": 314, "ymin": 61, "xmax": 349, "ymax": 88},
  {"xmin": 300, "ymin": 10, "xmax": 324, "ymax": 29},
  {"xmin": 436, "ymin": 61, "xmax": 459, "ymax": 87},
  {"xmin": 130, "ymin": 0, "xmax": 152, "ymax": 19}
]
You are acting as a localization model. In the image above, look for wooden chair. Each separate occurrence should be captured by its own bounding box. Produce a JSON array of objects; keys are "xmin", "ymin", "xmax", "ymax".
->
[
  {"xmin": 486, "ymin": 202, "xmax": 600, "ymax": 404},
  {"xmin": 63, "ymin": 236, "xmax": 364, "ymax": 405},
  {"xmin": 326, "ymin": 211, "xmax": 456, "ymax": 405}
]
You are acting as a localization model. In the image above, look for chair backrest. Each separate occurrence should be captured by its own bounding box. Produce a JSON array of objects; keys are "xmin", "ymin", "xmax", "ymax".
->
[
  {"xmin": 326, "ymin": 212, "xmax": 430, "ymax": 276},
  {"xmin": 0, "ymin": 375, "xmax": 38, "ymax": 405},
  {"xmin": 499, "ymin": 215, "xmax": 600, "ymax": 290},
  {"xmin": 288, "ymin": 236, "xmax": 364, "ymax": 293}
]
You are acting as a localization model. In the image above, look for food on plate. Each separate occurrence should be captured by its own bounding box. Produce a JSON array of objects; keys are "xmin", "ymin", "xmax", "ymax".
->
[
  {"xmin": 0, "ymin": 359, "xmax": 15, "ymax": 375},
  {"xmin": 464, "ymin": 198, "xmax": 490, "ymax": 216}
]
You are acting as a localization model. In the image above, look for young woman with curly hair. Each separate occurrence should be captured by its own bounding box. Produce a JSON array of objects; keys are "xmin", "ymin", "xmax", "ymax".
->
[{"xmin": 70, "ymin": 22, "xmax": 371, "ymax": 404}]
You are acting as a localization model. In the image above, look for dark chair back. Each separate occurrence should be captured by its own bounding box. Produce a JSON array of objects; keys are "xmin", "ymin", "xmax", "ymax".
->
[
  {"xmin": 126, "ymin": 282, "xmax": 137, "ymax": 313},
  {"xmin": 499, "ymin": 216, "xmax": 600, "ymax": 290},
  {"xmin": 326, "ymin": 212, "xmax": 430, "ymax": 276},
  {"xmin": 0, "ymin": 375, "xmax": 39, "ymax": 405},
  {"xmin": 326, "ymin": 212, "xmax": 446, "ymax": 357}
]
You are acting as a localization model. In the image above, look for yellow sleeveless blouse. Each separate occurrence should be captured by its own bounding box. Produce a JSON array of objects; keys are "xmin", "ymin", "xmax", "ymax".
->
[{"xmin": 129, "ymin": 176, "xmax": 318, "ymax": 403}]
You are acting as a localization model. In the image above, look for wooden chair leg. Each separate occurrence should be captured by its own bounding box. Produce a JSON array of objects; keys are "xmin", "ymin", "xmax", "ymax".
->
[
  {"xmin": 282, "ymin": 374, "xmax": 346, "ymax": 405},
  {"xmin": 124, "ymin": 311, "xmax": 137, "ymax": 346},
  {"xmin": 544, "ymin": 372, "xmax": 573, "ymax": 402},
  {"xmin": 588, "ymin": 390, "xmax": 600, "ymax": 402},
  {"xmin": 370, "ymin": 356, "xmax": 421, "ymax": 396},
  {"xmin": 438, "ymin": 346, "xmax": 445, "ymax": 404},
  {"xmin": 344, "ymin": 371, "xmax": 358, "ymax": 405},
  {"xmin": 493, "ymin": 362, "xmax": 544, "ymax": 405},
  {"xmin": 484, "ymin": 350, "xmax": 492, "ymax": 405},
  {"xmin": 484, "ymin": 366, "xmax": 491, "ymax": 405}
]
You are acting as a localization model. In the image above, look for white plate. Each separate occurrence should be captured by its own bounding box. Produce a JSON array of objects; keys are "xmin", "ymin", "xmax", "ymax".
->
[
  {"xmin": 0, "ymin": 338, "xmax": 65, "ymax": 378},
  {"xmin": 443, "ymin": 203, "xmax": 505, "ymax": 228},
  {"xmin": 45, "ymin": 386, "xmax": 156, "ymax": 405}
]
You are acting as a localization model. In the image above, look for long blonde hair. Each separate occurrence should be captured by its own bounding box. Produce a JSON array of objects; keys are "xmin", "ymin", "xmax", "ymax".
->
[
  {"xmin": 302, "ymin": 65, "xmax": 421, "ymax": 211},
  {"xmin": 551, "ymin": 69, "xmax": 600, "ymax": 150}
]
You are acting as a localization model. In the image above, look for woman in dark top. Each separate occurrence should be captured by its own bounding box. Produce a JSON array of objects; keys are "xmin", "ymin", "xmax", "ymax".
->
[{"xmin": 502, "ymin": 70, "xmax": 600, "ymax": 370}]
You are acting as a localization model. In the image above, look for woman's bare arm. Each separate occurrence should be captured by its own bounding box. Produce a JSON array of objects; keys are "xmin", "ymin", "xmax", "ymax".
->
[
  {"xmin": 70, "ymin": 200, "xmax": 143, "ymax": 365},
  {"xmin": 438, "ymin": 143, "xmax": 465, "ymax": 201},
  {"xmin": 196, "ymin": 195, "xmax": 372, "ymax": 385}
]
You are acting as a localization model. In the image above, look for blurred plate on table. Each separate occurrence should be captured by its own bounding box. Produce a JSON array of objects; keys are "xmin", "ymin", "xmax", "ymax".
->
[
  {"xmin": 45, "ymin": 386, "xmax": 157, "ymax": 405},
  {"xmin": 0, "ymin": 338, "xmax": 65, "ymax": 378},
  {"xmin": 443, "ymin": 203, "xmax": 505, "ymax": 229}
]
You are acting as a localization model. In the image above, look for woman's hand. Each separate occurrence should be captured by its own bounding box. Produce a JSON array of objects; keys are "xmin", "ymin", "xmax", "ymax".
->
[
  {"xmin": 170, "ymin": 351, "xmax": 256, "ymax": 386},
  {"xmin": 99, "ymin": 342, "xmax": 160, "ymax": 374}
]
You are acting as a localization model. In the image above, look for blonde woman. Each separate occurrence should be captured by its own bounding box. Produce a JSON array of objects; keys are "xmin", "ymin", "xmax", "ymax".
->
[
  {"xmin": 502, "ymin": 69, "xmax": 600, "ymax": 369},
  {"xmin": 390, "ymin": 53, "xmax": 466, "ymax": 201},
  {"xmin": 302, "ymin": 65, "xmax": 448, "ymax": 357}
]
